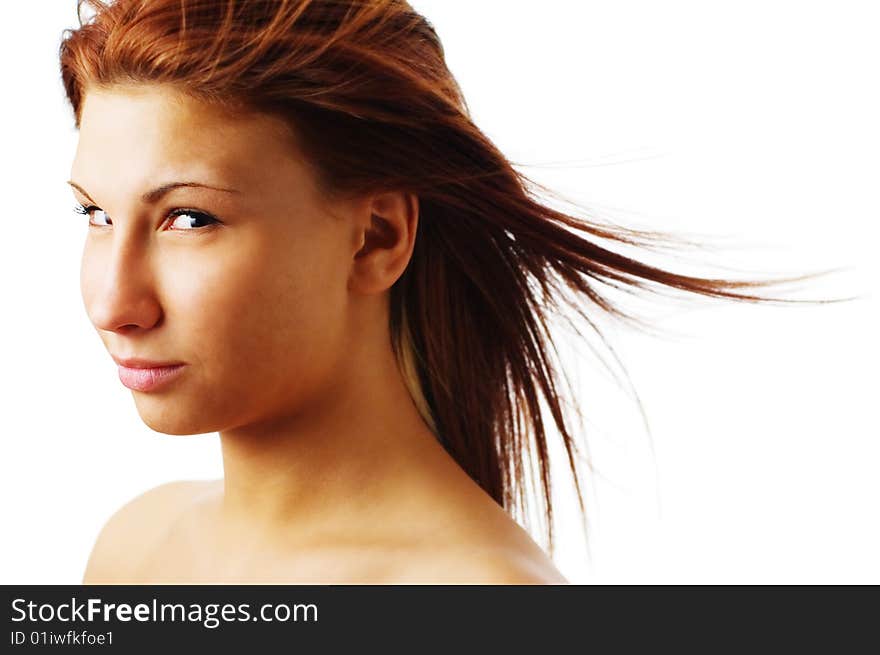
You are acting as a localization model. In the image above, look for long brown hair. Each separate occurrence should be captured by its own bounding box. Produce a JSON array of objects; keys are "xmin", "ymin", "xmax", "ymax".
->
[{"xmin": 59, "ymin": 0, "xmax": 847, "ymax": 557}]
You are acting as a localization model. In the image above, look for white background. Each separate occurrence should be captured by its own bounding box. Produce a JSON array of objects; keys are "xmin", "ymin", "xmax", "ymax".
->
[{"xmin": 0, "ymin": 0, "xmax": 876, "ymax": 584}]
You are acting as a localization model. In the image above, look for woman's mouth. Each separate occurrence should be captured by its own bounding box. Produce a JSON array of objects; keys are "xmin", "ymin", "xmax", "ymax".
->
[{"xmin": 117, "ymin": 363, "xmax": 186, "ymax": 392}]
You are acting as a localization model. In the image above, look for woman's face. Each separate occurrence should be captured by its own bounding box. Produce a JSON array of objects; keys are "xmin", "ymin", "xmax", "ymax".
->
[{"xmin": 70, "ymin": 84, "xmax": 363, "ymax": 435}]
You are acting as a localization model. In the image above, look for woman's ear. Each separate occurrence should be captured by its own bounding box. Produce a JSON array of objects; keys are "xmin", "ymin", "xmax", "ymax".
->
[{"xmin": 348, "ymin": 191, "xmax": 419, "ymax": 295}]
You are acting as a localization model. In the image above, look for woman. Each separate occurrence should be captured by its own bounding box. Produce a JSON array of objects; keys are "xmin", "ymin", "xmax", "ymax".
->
[{"xmin": 60, "ymin": 0, "xmax": 830, "ymax": 584}]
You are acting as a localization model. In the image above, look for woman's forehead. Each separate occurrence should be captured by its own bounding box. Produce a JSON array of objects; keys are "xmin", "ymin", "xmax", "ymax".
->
[
  {"xmin": 73, "ymin": 86, "xmax": 309, "ymax": 193},
  {"xmin": 80, "ymin": 85, "xmax": 289, "ymax": 147}
]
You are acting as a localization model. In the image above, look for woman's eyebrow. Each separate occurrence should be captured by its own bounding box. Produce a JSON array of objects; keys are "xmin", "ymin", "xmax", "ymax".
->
[{"xmin": 66, "ymin": 180, "xmax": 241, "ymax": 204}]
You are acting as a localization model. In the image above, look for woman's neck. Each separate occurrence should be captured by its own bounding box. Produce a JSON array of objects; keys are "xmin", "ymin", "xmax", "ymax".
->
[{"xmin": 214, "ymin": 337, "xmax": 457, "ymax": 541}]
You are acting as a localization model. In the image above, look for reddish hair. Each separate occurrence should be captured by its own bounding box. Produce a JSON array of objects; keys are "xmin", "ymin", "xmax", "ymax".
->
[{"xmin": 59, "ymin": 0, "xmax": 843, "ymax": 557}]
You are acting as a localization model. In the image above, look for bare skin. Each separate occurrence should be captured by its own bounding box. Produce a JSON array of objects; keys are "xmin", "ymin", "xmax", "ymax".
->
[{"xmin": 71, "ymin": 84, "xmax": 568, "ymax": 584}]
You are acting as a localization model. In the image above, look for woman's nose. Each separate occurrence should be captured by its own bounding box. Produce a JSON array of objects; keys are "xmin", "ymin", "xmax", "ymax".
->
[{"xmin": 83, "ymin": 236, "xmax": 163, "ymax": 333}]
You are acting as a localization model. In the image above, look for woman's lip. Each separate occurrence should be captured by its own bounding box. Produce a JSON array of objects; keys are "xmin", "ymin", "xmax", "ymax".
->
[
  {"xmin": 117, "ymin": 364, "xmax": 186, "ymax": 392},
  {"xmin": 112, "ymin": 355, "xmax": 184, "ymax": 369}
]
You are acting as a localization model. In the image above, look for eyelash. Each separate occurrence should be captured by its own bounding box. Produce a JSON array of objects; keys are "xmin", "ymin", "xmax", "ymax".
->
[{"xmin": 73, "ymin": 203, "xmax": 220, "ymax": 231}]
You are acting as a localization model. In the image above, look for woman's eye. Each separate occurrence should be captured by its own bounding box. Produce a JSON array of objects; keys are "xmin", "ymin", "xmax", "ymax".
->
[
  {"xmin": 166, "ymin": 209, "xmax": 218, "ymax": 231},
  {"xmin": 74, "ymin": 204, "xmax": 111, "ymax": 226},
  {"xmin": 73, "ymin": 204, "xmax": 218, "ymax": 231}
]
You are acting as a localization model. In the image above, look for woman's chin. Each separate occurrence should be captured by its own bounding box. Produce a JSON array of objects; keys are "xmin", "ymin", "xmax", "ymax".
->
[{"xmin": 131, "ymin": 399, "xmax": 218, "ymax": 436}]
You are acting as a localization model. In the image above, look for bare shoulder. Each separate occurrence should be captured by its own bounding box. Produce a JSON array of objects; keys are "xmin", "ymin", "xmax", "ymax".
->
[
  {"xmin": 453, "ymin": 547, "xmax": 569, "ymax": 585},
  {"xmin": 389, "ymin": 519, "xmax": 569, "ymax": 585},
  {"xmin": 81, "ymin": 479, "xmax": 212, "ymax": 584},
  {"xmin": 385, "ymin": 487, "xmax": 571, "ymax": 584},
  {"xmin": 493, "ymin": 549, "xmax": 570, "ymax": 585},
  {"xmin": 390, "ymin": 542, "xmax": 570, "ymax": 585}
]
